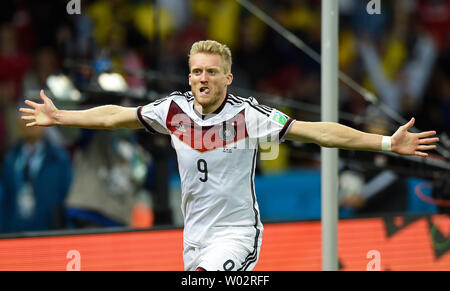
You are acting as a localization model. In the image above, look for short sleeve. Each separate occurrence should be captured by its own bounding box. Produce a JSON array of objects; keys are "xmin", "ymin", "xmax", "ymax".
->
[
  {"xmin": 136, "ymin": 97, "xmax": 171, "ymax": 135},
  {"xmin": 245, "ymin": 99, "xmax": 295, "ymax": 143}
]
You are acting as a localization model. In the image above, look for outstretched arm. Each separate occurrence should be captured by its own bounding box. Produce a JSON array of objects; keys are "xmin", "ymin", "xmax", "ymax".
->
[
  {"xmin": 20, "ymin": 90, "xmax": 143, "ymax": 130},
  {"xmin": 285, "ymin": 118, "xmax": 439, "ymax": 157}
]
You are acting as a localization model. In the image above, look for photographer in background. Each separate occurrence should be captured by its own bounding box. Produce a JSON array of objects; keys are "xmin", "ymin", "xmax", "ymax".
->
[{"xmin": 0, "ymin": 115, "xmax": 72, "ymax": 233}]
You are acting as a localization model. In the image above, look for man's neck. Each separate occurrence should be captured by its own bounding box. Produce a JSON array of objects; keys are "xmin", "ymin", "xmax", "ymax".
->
[{"xmin": 194, "ymin": 94, "xmax": 227, "ymax": 115}]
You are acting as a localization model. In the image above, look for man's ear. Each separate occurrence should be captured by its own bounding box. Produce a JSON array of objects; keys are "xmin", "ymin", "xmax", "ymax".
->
[
  {"xmin": 226, "ymin": 73, "xmax": 233, "ymax": 86},
  {"xmin": 188, "ymin": 74, "xmax": 191, "ymax": 86}
]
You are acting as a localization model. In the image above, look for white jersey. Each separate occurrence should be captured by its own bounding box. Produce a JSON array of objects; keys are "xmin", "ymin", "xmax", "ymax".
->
[{"xmin": 137, "ymin": 91, "xmax": 295, "ymax": 250}]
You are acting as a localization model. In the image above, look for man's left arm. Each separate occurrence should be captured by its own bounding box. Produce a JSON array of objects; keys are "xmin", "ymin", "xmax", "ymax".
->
[{"xmin": 284, "ymin": 118, "xmax": 439, "ymax": 157}]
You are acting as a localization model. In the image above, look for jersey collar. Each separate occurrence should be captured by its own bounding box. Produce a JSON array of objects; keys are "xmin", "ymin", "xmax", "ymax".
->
[{"xmin": 193, "ymin": 94, "xmax": 228, "ymax": 121}]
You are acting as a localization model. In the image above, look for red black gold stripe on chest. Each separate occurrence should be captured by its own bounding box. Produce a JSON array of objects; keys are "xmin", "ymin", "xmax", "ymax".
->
[{"xmin": 166, "ymin": 101, "xmax": 248, "ymax": 152}]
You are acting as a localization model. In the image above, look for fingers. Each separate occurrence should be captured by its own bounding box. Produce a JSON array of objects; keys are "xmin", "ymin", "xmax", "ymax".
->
[
  {"xmin": 414, "ymin": 151, "xmax": 428, "ymax": 158},
  {"xmin": 23, "ymin": 90, "xmax": 47, "ymax": 109},
  {"xmin": 404, "ymin": 117, "xmax": 415, "ymax": 130},
  {"xmin": 40, "ymin": 89, "xmax": 47, "ymax": 101},
  {"xmin": 19, "ymin": 106, "xmax": 37, "ymax": 126},
  {"xmin": 419, "ymin": 137, "xmax": 439, "ymax": 144},
  {"xmin": 416, "ymin": 136, "xmax": 439, "ymax": 156},
  {"xmin": 24, "ymin": 99, "xmax": 39, "ymax": 108},
  {"xmin": 20, "ymin": 107, "xmax": 36, "ymax": 121},
  {"xmin": 19, "ymin": 108, "xmax": 35, "ymax": 115},
  {"xmin": 417, "ymin": 131, "xmax": 437, "ymax": 138},
  {"xmin": 417, "ymin": 145, "xmax": 436, "ymax": 151},
  {"xmin": 21, "ymin": 115, "xmax": 35, "ymax": 121}
]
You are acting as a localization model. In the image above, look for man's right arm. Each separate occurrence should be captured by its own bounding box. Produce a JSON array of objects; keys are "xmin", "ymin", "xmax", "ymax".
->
[
  {"xmin": 54, "ymin": 105, "xmax": 142, "ymax": 130},
  {"xmin": 20, "ymin": 90, "xmax": 143, "ymax": 130}
]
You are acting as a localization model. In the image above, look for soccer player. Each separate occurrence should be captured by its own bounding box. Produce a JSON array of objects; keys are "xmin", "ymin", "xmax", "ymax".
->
[{"xmin": 19, "ymin": 40, "xmax": 439, "ymax": 271}]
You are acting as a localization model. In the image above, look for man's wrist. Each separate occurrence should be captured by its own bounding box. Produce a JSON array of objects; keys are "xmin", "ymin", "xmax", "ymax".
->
[
  {"xmin": 54, "ymin": 109, "xmax": 64, "ymax": 126},
  {"xmin": 381, "ymin": 136, "xmax": 392, "ymax": 152}
]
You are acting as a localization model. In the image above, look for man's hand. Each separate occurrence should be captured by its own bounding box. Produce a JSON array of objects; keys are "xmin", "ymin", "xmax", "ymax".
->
[
  {"xmin": 391, "ymin": 118, "xmax": 439, "ymax": 157},
  {"xmin": 20, "ymin": 90, "xmax": 58, "ymax": 127}
]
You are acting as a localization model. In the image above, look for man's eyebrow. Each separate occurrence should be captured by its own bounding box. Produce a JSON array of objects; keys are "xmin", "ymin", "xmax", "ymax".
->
[{"xmin": 191, "ymin": 66, "xmax": 221, "ymax": 71}]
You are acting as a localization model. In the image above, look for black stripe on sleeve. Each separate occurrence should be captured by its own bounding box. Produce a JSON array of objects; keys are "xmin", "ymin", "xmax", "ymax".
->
[
  {"xmin": 248, "ymin": 103, "xmax": 270, "ymax": 117},
  {"xmin": 227, "ymin": 94, "xmax": 244, "ymax": 104},
  {"xmin": 169, "ymin": 91, "xmax": 183, "ymax": 97},
  {"xmin": 153, "ymin": 98, "xmax": 170, "ymax": 106},
  {"xmin": 279, "ymin": 118, "xmax": 295, "ymax": 141},
  {"xmin": 258, "ymin": 104, "xmax": 272, "ymax": 111},
  {"xmin": 228, "ymin": 94, "xmax": 270, "ymax": 117},
  {"xmin": 136, "ymin": 106, "xmax": 157, "ymax": 134},
  {"xmin": 254, "ymin": 104, "xmax": 272, "ymax": 115}
]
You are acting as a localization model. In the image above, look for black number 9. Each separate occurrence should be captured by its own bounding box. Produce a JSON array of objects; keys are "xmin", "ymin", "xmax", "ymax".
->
[{"xmin": 197, "ymin": 159, "xmax": 208, "ymax": 182}]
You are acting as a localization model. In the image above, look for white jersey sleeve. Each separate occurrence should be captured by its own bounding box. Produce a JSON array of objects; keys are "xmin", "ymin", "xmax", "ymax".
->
[
  {"xmin": 245, "ymin": 97, "xmax": 295, "ymax": 143},
  {"xmin": 136, "ymin": 96, "xmax": 172, "ymax": 135}
]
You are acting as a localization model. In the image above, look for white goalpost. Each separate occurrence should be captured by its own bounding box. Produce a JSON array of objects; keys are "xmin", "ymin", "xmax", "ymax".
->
[{"xmin": 320, "ymin": 0, "xmax": 339, "ymax": 271}]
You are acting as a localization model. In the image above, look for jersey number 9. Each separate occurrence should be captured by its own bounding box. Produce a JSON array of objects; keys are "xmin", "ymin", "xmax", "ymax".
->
[{"xmin": 197, "ymin": 159, "xmax": 208, "ymax": 182}]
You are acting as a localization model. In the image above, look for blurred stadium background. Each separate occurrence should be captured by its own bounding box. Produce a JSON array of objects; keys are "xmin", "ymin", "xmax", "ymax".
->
[{"xmin": 0, "ymin": 0, "xmax": 449, "ymax": 270}]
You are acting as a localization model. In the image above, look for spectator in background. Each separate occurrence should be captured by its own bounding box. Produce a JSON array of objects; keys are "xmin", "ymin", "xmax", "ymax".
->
[
  {"xmin": 339, "ymin": 107, "xmax": 408, "ymax": 215},
  {"xmin": 0, "ymin": 183, "xmax": 2, "ymax": 214},
  {"xmin": 65, "ymin": 130, "xmax": 150, "ymax": 229},
  {"xmin": 0, "ymin": 80, "xmax": 15, "ymax": 160},
  {"xmin": 234, "ymin": 13, "xmax": 270, "ymax": 89},
  {"xmin": 0, "ymin": 24, "xmax": 32, "ymax": 157},
  {"xmin": 191, "ymin": 0, "xmax": 241, "ymax": 49},
  {"xmin": 158, "ymin": 0, "xmax": 191, "ymax": 33},
  {"xmin": 22, "ymin": 47, "xmax": 60, "ymax": 102},
  {"xmin": 421, "ymin": 52, "xmax": 450, "ymax": 135},
  {"xmin": 435, "ymin": 56, "xmax": 450, "ymax": 134},
  {"xmin": 0, "ymin": 24, "xmax": 32, "ymax": 102},
  {"xmin": 0, "ymin": 108, "xmax": 5, "ymax": 159},
  {"xmin": 101, "ymin": 23, "xmax": 146, "ymax": 91},
  {"xmin": 0, "ymin": 115, "xmax": 72, "ymax": 233},
  {"xmin": 417, "ymin": 0, "xmax": 450, "ymax": 52},
  {"xmin": 357, "ymin": 0, "xmax": 437, "ymax": 118},
  {"xmin": 21, "ymin": 47, "xmax": 69, "ymax": 148}
]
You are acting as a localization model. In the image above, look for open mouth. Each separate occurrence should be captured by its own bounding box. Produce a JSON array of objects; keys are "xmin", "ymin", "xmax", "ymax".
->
[{"xmin": 200, "ymin": 87, "xmax": 210, "ymax": 95}]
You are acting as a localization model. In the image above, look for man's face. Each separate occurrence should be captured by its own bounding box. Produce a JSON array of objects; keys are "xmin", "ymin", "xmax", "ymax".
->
[{"xmin": 189, "ymin": 53, "xmax": 233, "ymax": 113}]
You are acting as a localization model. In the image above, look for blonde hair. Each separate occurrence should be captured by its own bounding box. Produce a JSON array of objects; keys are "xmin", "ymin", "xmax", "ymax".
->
[{"xmin": 189, "ymin": 40, "xmax": 232, "ymax": 74}]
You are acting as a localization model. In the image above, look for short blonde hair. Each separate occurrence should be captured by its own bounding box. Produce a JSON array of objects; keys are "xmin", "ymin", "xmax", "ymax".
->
[{"xmin": 189, "ymin": 40, "xmax": 232, "ymax": 74}]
